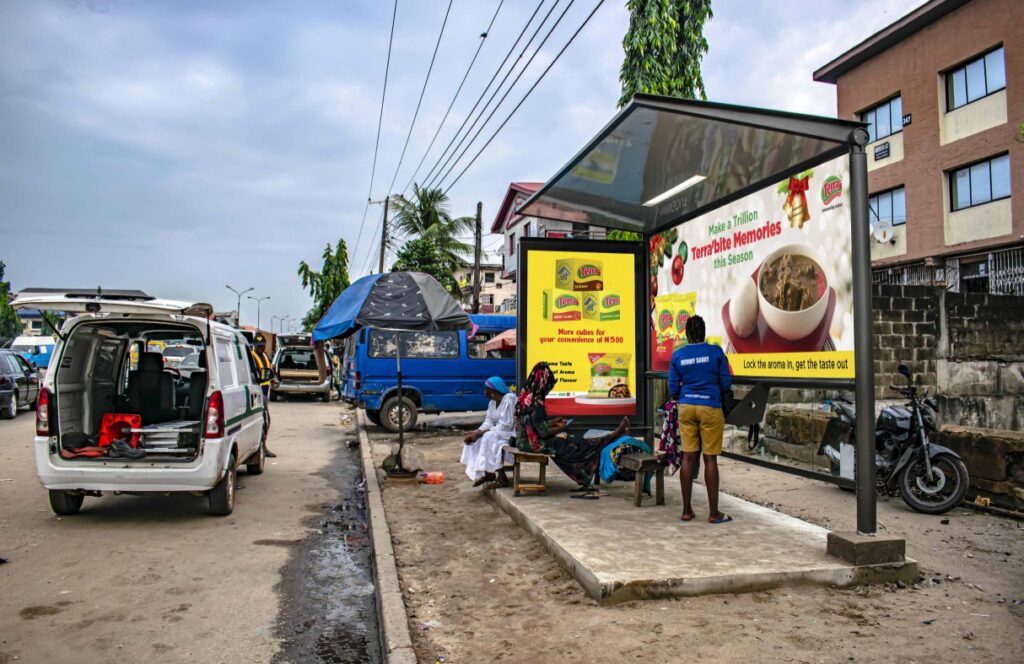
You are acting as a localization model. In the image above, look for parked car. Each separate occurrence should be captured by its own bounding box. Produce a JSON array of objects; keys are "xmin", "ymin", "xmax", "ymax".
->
[
  {"xmin": 162, "ymin": 343, "xmax": 198, "ymax": 368},
  {"xmin": 353, "ymin": 314, "xmax": 516, "ymax": 432},
  {"xmin": 11, "ymin": 291, "xmax": 268, "ymax": 516},
  {"xmin": 10, "ymin": 335, "xmax": 57, "ymax": 371},
  {"xmin": 271, "ymin": 333, "xmax": 332, "ymax": 402},
  {"xmin": 1, "ymin": 348, "xmax": 40, "ymax": 418}
]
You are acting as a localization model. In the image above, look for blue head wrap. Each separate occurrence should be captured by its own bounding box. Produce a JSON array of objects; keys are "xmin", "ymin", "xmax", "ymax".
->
[{"xmin": 484, "ymin": 376, "xmax": 509, "ymax": 395}]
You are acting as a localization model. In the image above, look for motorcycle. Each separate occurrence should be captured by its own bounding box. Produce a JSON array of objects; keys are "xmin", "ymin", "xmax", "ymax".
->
[{"xmin": 818, "ymin": 363, "xmax": 969, "ymax": 515}]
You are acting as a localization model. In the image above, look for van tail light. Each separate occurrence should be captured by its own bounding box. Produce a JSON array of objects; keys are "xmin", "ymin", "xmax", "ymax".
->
[
  {"xmin": 355, "ymin": 372, "xmax": 361, "ymax": 390},
  {"xmin": 204, "ymin": 390, "xmax": 225, "ymax": 439},
  {"xmin": 36, "ymin": 388, "xmax": 51, "ymax": 436}
]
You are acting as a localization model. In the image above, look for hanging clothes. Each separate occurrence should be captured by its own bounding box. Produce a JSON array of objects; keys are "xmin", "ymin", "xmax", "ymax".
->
[{"xmin": 659, "ymin": 398, "xmax": 682, "ymax": 475}]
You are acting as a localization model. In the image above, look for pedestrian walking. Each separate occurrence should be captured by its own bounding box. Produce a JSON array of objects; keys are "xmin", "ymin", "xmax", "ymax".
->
[
  {"xmin": 668, "ymin": 315, "xmax": 732, "ymax": 524},
  {"xmin": 250, "ymin": 334, "xmax": 278, "ymax": 458}
]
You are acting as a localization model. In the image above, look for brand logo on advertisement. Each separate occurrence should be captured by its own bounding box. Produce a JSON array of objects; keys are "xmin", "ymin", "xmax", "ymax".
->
[
  {"xmin": 583, "ymin": 297, "xmax": 597, "ymax": 312},
  {"xmin": 556, "ymin": 295, "xmax": 579, "ymax": 307},
  {"xmin": 577, "ymin": 264, "xmax": 601, "ymax": 278},
  {"xmin": 821, "ymin": 176, "xmax": 843, "ymax": 205},
  {"xmin": 603, "ymin": 295, "xmax": 620, "ymax": 307},
  {"xmin": 658, "ymin": 309, "xmax": 673, "ymax": 330},
  {"xmin": 593, "ymin": 363, "xmax": 611, "ymax": 374},
  {"xmin": 556, "ymin": 265, "xmax": 571, "ymax": 282},
  {"xmin": 675, "ymin": 310, "xmax": 690, "ymax": 331}
]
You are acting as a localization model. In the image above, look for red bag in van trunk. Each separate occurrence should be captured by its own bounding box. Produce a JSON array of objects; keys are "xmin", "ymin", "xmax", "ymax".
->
[{"xmin": 98, "ymin": 413, "xmax": 142, "ymax": 448}]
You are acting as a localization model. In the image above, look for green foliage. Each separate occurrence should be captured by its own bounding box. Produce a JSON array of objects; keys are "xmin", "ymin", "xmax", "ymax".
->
[
  {"xmin": 607, "ymin": 229, "xmax": 642, "ymax": 241},
  {"xmin": 619, "ymin": 0, "xmax": 713, "ymax": 108},
  {"xmin": 40, "ymin": 312, "xmax": 62, "ymax": 337},
  {"xmin": 0, "ymin": 261, "xmax": 22, "ymax": 341},
  {"xmin": 298, "ymin": 239, "xmax": 351, "ymax": 331},
  {"xmin": 389, "ymin": 184, "xmax": 473, "ymax": 295},
  {"xmin": 392, "ymin": 238, "xmax": 458, "ymax": 294}
]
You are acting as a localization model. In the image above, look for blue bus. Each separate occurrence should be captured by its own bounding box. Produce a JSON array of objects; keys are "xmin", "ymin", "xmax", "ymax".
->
[{"xmin": 345, "ymin": 314, "xmax": 515, "ymax": 432}]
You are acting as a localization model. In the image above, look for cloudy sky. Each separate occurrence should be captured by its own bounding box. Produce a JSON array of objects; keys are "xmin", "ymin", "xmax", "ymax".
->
[{"xmin": 0, "ymin": 0, "xmax": 923, "ymax": 327}]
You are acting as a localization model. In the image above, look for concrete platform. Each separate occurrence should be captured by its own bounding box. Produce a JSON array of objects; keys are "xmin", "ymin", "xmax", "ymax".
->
[{"xmin": 489, "ymin": 470, "xmax": 918, "ymax": 605}]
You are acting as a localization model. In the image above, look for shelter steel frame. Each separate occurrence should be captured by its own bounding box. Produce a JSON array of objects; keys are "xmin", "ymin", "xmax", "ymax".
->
[{"xmin": 516, "ymin": 95, "xmax": 877, "ymax": 534}]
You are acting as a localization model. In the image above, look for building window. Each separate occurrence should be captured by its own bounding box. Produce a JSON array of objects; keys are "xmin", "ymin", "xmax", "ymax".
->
[
  {"xmin": 869, "ymin": 186, "xmax": 907, "ymax": 226},
  {"xmin": 950, "ymin": 154, "xmax": 1011, "ymax": 211},
  {"xmin": 945, "ymin": 46, "xmax": 1005, "ymax": 111},
  {"xmin": 860, "ymin": 95, "xmax": 902, "ymax": 143},
  {"xmin": 508, "ymin": 234, "xmax": 515, "ymax": 255},
  {"xmin": 481, "ymin": 294, "xmax": 494, "ymax": 305},
  {"xmin": 30, "ymin": 320, "xmax": 42, "ymax": 330},
  {"xmin": 484, "ymin": 272, "xmax": 495, "ymax": 283},
  {"xmin": 524, "ymin": 222, "xmax": 531, "ymax": 238}
]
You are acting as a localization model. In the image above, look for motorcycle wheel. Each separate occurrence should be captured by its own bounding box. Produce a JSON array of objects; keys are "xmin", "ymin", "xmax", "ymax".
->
[{"xmin": 897, "ymin": 453, "xmax": 969, "ymax": 515}]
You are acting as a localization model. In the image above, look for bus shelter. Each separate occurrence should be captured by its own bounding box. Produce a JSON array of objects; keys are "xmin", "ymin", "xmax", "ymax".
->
[{"xmin": 515, "ymin": 94, "xmax": 879, "ymax": 534}]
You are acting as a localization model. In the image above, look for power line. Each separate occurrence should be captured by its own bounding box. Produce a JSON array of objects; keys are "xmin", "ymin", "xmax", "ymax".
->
[
  {"xmin": 359, "ymin": 205, "xmax": 387, "ymax": 278},
  {"xmin": 400, "ymin": 0, "xmax": 505, "ymax": 196},
  {"xmin": 353, "ymin": 0, "xmax": 399, "ymax": 261},
  {"xmin": 417, "ymin": 0, "xmax": 547, "ymax": 191},
  {"xmin": 443, "ymin": 0, "xmax": 607, "ymax": 192},
  {"xmin": 384, "ymin": 0, "xmax": 454, "ymax": 196},
  {"xmin": 431, "ymin": 0, "xmax": 578, "ymax": 191},
  {"xmin": 422, "ymin": 0, "xmax": 567, "ymax": 192}
]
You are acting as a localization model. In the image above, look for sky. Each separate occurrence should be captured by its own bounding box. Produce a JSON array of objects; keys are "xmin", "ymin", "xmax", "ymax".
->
[{"xmin": 0, "ymin": 0, "xmax": 925, "ymax": 328}]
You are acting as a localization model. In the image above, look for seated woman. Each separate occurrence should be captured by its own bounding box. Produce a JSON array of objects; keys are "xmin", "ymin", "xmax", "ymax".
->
[
  {"xmin": 515, "ymin": 362, "xmax": 628, "ymax": 492},
  {"xmin": 461, "ymin": 376, "xmax": 517, "ymax": 488}
]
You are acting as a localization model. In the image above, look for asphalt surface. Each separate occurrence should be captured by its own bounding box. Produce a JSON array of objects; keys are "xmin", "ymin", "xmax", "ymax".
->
[{"xmin": 0, "ymin": 400, "xmax": 379, "ymax": 664}]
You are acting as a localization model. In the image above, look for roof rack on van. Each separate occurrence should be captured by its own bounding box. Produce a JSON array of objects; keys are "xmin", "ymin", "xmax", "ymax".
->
[{"xmin": 16, "ymin": 288, "xmax": 154, "ymax": 302}]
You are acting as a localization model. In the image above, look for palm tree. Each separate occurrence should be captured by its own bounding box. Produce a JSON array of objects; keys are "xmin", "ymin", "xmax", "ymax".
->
[{"xmin": 389, "ymin": 185, "xmax": 474, "ymax": 277}]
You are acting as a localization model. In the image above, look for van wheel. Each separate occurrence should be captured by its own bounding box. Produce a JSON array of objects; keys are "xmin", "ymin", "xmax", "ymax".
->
[
  {"xmin": 365, "ymin": 410, "xmax": 382, "ymax": 426},
  {"xmin": 321, "ymin": 390, "xmax": 331, "ymax": 403},
  {"xmin": 246, "ymin": 436, "xmax": 266, "ymax": 476},
  {"xmin": 2, "ymin": 393, "xmax": 17, "ymax": 419},
  {"xmin": 49, "ymin": 490, "xmax": 84, "ymax": 515},
  {"xmin": 209, "ymin": 454, "xmax": 236, "ymax": 516},
  {"xmin": 381, "ymin": 396, "xmax": 417, "ymax": 433}
]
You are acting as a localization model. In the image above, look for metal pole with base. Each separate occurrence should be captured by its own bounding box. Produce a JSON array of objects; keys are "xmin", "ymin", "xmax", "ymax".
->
[{"xmin": 849, "ymin": 128, "xmax": 877, "ymax": 535}]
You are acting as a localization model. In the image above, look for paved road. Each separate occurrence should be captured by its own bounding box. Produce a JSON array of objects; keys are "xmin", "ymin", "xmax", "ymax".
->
[{"xmin": 0, "ymin": 400, "xmax": 379, "ymax": 664}]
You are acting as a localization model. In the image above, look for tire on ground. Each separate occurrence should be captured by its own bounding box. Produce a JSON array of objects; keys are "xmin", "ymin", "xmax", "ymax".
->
[{"xmin": 209, "ymin": 454, "xmax": 237, "ymax": 516}]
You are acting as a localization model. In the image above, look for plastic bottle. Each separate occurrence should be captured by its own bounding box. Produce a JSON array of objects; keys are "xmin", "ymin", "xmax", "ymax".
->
[{"xmin": 419, "ymin": 471, "xmax": 445, "ymax": 484}]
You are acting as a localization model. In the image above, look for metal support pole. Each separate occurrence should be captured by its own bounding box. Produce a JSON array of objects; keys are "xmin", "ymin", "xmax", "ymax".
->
[
  {"xmin": 849, "ymin": 129, "xmax": 877, "ymax": 535},
  {"xmin": 472, "ymin": 202, "xmax": 482, "ymax": 313},
  {"xmin": 379, "ymin": 196, "xmax": 390, "ymax": 274}
]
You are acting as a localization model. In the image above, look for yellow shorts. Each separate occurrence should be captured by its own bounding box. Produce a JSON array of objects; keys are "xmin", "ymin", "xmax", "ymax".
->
[{"xmin": 678, "ymin": 404, "xmax": 725, "ymax": 455}]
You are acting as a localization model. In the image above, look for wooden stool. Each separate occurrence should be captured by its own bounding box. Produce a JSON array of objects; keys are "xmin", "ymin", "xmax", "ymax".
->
[
  {"xmin": 502, "ymin": 445, "xmax": 548, "ymax": 496},
  {"xmin": 619, "ymin": 453, "xmax": 666, "ymax": 507}
]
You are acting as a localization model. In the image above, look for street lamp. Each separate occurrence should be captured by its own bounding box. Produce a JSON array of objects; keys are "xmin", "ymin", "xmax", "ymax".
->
[
  {"xmin": 249, "ymin": 295, "xmax": 270, "ymax": 331},
  {"xmin": 226, "ymin": 285, "xmax": 253, "ymax": 327},
  {"xmin": 271, "ymin": 315, "xmax": 281, "ymax": 333}
]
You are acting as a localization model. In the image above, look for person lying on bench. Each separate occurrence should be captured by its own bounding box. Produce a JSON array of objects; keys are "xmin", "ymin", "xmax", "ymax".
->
[
  {"xmin": 461, "ymin": 376, "xmax": 517, "ymax": 488},
  {"xmin": 515, "ymin": 361, "xmax": 629, "ymax": 493}
]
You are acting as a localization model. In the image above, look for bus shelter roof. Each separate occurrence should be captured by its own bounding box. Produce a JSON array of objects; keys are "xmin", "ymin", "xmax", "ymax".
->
[{"xmin": 516, "ymin": 94, "xmax": 864, "ymax": 236}]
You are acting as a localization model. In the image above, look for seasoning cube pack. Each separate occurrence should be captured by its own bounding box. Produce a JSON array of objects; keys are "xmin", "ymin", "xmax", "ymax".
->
[
  {"xmin": 555, "ymin": 258, "xmax": 604, "ymax": 291},
  {"xmin": 542, "ymin": 289, "xmax": 581, "ymax": 321},
  {"xmin": 582, "ymin": 293, "xmax": 621, "ymax": 321}
]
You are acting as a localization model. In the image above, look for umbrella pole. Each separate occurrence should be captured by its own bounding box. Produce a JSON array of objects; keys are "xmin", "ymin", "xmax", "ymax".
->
[{"xmin": 396, "ymin": 332, "xmax": 405, "ymax": 471}]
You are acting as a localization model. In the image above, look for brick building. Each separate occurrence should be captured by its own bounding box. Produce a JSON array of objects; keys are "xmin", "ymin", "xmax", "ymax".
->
[{"xmin": 814, "ymin": 0, "xmax": 1023, "ymax": 294}]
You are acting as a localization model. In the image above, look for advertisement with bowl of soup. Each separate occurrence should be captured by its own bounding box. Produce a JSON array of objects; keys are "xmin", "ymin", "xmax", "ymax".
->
[{"xmin": 649, "ymin": 155, "xmax": 854, "ymax": 380}]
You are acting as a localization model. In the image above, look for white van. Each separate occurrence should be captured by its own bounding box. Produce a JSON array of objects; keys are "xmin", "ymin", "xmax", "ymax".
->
[{"xmin": 12, "ymin": 291, "xmax": 268, "ymax": 516}]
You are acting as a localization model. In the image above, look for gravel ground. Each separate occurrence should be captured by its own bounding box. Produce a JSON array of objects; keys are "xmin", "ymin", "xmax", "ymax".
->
[{"xmin": 369, "ymin": 427, "xmax": 1024, "ymax": 664}]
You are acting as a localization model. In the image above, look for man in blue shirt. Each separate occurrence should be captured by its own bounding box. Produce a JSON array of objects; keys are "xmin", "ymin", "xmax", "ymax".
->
[{"xmin": 668, "ymin": 315, "xmax": 733, "ymax": 524}]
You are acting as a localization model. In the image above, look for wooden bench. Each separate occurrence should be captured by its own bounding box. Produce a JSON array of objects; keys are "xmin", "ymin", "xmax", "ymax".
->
[
  {"xmin": 618, "ymin": 453, "xmax": 666, "ymax": 508},
  {"xmin": 502, "ymin": 445, "xmax": 548, "ymax": 496}
]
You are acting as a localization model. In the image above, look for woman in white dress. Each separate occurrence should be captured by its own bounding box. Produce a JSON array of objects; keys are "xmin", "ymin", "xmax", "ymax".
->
[{"xmin": 461, "ymin": 376, "xmax": 517, "ymax": 487}]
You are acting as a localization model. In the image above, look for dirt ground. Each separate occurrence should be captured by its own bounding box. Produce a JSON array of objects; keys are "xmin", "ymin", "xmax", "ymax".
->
[
  {"xmin": 0, "ymin": 400, "xmax": 377, "ymax": 664},
  {"xmin": 370, "ymin": 429, "xmax": 1024, "ymax": 664}
]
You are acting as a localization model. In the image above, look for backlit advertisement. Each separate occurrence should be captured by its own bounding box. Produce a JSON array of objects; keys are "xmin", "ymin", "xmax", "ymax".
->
[
  {"xmin": 521, "ymin": 243, "xmax": 639, "ymax": 416},
  {"xmin": 650, "ymin": 155, "xmax": 855, "ymax": 379}
]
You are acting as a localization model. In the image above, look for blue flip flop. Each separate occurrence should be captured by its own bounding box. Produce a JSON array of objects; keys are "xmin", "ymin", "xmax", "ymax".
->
[{"xmin": 708, "ymin": 514, "xmax": 733, "ymax": 524}]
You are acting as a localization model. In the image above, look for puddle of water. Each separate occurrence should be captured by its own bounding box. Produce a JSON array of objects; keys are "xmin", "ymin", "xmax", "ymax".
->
[{"xmin": 273, "ymin": 446, "xmax": 381, "ymax": 664}]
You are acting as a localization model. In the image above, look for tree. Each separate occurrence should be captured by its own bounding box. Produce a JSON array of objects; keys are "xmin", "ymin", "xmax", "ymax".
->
[
  {"xmin": 618, "ymin": 0, "xmax": 713, "ymax": 108},
  {"xmin": 0, "ymin": 261, "xmax": 22, "ymax": 341},
  {"xmin": 392, "ymin": 238, "xmax": 458, "ymax": 295},
  {"xmin": 298, "ymin": 239, "xmax": 351, "ymax": 331},
  {"xmin": 389, "ymin": 184, "xmax": 473, "ymax": 278}
]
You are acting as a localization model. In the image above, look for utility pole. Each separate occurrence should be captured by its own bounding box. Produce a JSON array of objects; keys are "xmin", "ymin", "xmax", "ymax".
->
[
  {"xmin": 472, "ymin": 201, "xmax": 482, "ymax": 314},
  {"xmin": 369, "ymin": 196, "xmax": 393, "ymax": 274},
  {"xmin": 249, "ymin": 295, "xmax": 270, "ymax": 331},
  {"xmin": 226, "ymin": 285, "xmax": 253, "ymax": 327}
]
